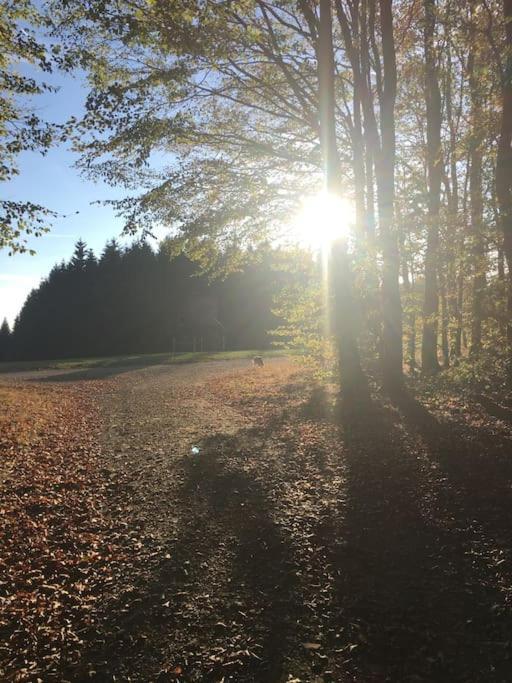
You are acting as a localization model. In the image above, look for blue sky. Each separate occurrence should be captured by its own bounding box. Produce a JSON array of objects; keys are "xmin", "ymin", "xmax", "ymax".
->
[{"xmin": 0, "ymin": 68, "xmax": 159, "ymax": 327}]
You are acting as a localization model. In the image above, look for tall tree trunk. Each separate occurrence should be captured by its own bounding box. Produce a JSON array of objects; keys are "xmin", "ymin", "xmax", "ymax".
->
[
  {"xmin": 457, "ymin": 152, "xmax": 472, "ymax": 356},
  {"xmin": 439, "ymin": 268, "xmax": 450, "ymax": 367},
  {"xmin": 454, "ymin": 265, "xmax": 464, "ymax": 357},
  {"xmin": 400, "ymin": 226, "xmax": 417, "ymax": 373},
  {"xmin": 351, "ymin": 2, "xmax": 367, "ymax": 238},
  {"xmin": 468, "ymin": 143, "xmax": 485, "ymax": 354},
  {"xmin": 498, "ymin": 244, "xmax": 507, "ymax": 338},
  {"xmin": 353, "ymin": 95, "xmax": 367, "ymax": 236},
  {"xmin": 337, "ymin": 0, "xmax": 403, "ymax": 388},
  {"xmin": 499, "ymin": 246, "xmax": 506, "ymax": 280},
  {"xmin": 335, "ymin": 0, "xmax": 367, "ymax": 238},
  {"xmin": 375, "ymin": 0, "xmax": 403, "ymax": 390},
  {"xmin": 468, "ymin": 9, "xmax": 486, "ymax": 355},
  {"xmin": 318, "ymin": 0, "xmax": 365, "ymax": 395},
  {"xmin": 496, "ymin": 0, "xmax": 512, "ymax": 374},
  {"xmin": 444, "ymin": 16, "xmax": 462, "ymax": 360},
  {"xmin": 421, "ymin": 0, "xmax": 442, "ymax": 373},
  {"xmin": 360, "ymin": 0, "xmax": 377, "ymax": 243}
]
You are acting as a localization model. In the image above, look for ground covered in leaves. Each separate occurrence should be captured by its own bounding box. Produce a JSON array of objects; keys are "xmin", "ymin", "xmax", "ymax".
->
[
  {"xmin": 2, "ymin": 358, "xmax": 512, "ymax": 681},
  {"xmin": 0, "ymin": 383, "xmax": 139, "ymax": 681}
]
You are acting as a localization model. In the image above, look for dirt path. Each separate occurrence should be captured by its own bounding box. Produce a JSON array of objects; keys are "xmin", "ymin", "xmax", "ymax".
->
[
  {"xmin": 85, "ymin": 357, "xmax": 342, "ymax": 682},
  {"xmin": 95, "ymin": 360, "xmax": 256, "ymax": 542},
  {"xmin": 3, "ymin": 359, "xmax": 512, "ymax": 682}
]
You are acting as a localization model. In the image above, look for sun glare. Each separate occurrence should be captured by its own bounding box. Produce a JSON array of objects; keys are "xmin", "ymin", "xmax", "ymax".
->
[{"xmin": 291, "ymin": 191, "xmax": 355, "ymax": 252}]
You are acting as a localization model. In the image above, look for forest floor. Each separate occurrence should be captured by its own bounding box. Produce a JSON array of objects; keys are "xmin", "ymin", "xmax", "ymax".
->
[{"xmin": 2, "ymin": 357, "xmax": 512, "ymax": 682}]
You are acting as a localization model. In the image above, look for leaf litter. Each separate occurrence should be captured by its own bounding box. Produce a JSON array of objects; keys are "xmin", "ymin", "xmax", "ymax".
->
[{"xmin": 3, "ymin": 360, "xmax": 512, "ymax": 681}]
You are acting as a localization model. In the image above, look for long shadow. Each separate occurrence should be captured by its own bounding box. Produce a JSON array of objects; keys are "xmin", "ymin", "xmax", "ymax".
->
[
  {"xmin": 65, "ymin": 377, "xmax": 512, "ymax": 681},
  {"xmin": 392, "ymin": 390, "xmax": 512, "ymax": 525},
  {"xmin": 73, "ymin": 424, "xmax": 302, "ymax": 682},
  {"xmin": 331, "ymin": 392, "xmax": 512, "ymax": 682},
  {"xmin": 301, "ymin": 384, "xmax": 332, "ymax": 420},
  {"xmin": 0, "ymin": 353, "xmax": 171, "ymax": 375},
  {"xmin": 181, "ymin": 436, "xmax": 302, "ymax": 681},
  {"xmin": 25, "ymin": 355, "xmax": 270, "ymax": 384},
  {"xmin": 475, "ymin": 393, "xmax": 512, "ymax": 424},
  {"xmin": 30, "ymin": 366, "xmax": 144, "ymax": 382}
]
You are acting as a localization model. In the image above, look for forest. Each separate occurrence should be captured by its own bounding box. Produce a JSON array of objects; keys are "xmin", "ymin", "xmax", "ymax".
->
[
  {"xmin": 0, "ymin": 240, "xmax": 291, "ymax": 360},
  {"xmin": 2, "ymin": 0, "xmax": 511, "ymax": 393},
  {"xmin": 2, "ymin": 1, "xmax": 512, "ymax": 682}
]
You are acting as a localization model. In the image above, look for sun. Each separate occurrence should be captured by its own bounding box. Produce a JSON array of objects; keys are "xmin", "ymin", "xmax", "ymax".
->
[{"xmin": 289, "ymin": 191, "xmax": 355, "ymax": 252}]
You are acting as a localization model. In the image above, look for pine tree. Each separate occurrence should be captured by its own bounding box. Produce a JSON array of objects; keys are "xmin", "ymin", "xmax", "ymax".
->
[
  {"xmin": 9, "ymin": 239, "xmax": 285, "ymax": 360},
  {"xmin": 70, "ymin": 239, "xmax": 88, "ymax": 271},
  {"xmin": 0, "ymin": 318, "xmax": 11, "ymax": 361}
]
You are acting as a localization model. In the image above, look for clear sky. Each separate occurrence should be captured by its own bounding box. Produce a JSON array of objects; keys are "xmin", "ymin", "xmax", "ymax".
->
[{"xmin": 0, "ymin": 68, "xmax": 158, "ymax": 328}]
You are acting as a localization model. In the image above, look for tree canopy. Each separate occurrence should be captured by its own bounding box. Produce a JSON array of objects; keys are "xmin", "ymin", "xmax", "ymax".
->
[{"xmin": 0, "ymin": 1, "xmax": 62, "ymax": 253}]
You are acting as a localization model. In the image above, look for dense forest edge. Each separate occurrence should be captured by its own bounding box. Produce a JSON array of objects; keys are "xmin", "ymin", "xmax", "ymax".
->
[{"xmin": 0, "ymin": 240, "xmax": 303, "ymax": 362}]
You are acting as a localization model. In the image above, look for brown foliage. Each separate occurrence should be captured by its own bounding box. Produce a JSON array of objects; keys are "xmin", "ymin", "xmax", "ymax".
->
[{"xmin": 0, "ymin": 384, "xmax": 127, "ymax": 681}]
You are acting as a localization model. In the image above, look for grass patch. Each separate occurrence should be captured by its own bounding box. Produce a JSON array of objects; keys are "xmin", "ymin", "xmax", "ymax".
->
[{"xmin": 0, "ymin": 349, "xmax": 294, "ymax": 374}]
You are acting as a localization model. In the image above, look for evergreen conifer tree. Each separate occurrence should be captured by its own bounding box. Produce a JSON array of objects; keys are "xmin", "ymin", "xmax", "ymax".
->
[{"xmin": 0, "ymin": 318, "xmax": 11, "ymax": 360}]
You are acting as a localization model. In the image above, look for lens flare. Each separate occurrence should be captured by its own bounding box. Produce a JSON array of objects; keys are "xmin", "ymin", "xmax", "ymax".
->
[{"xmin": 290, "ymin": 191, "xmax": 355, "ymax": 252}]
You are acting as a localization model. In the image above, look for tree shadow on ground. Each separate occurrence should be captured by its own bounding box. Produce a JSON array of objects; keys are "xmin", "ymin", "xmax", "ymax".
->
[
  {"xmin": 331, "ymin": 389, "xmax": 512, "ymax": 682},
  {"xmin": 69, "ymin": 378, "xmax": 512, "ymax": 683},
  {"xmin": 475, "ymin": 393, "xmax": 512, "ymax": 424},
  {"xmin": 29, "ymin": 365, "xmax": 154, "ymax": 382},
  {"xmin": 301, "ymin": 385, "xmax": 332, "ymax": 420},
  {"xmin": 392, "ymin": 390, "xmax": 512, "ymax": 536},
  {"xmin": 180, "ymin": 440, "xmax": 302, "ymax": 680},
  {"xmin": 76, "ymin": 421, "xmax": 303, "ymax": 682}
]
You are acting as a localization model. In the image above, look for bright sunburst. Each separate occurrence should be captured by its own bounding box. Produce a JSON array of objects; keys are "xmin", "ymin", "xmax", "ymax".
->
[{"xmin": 290, "ymin": 191, "xmax": 355, "ymax": 252}]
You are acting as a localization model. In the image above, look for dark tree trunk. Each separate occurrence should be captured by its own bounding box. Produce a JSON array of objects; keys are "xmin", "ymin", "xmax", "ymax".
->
[
  {"xmin": 421, "ymin": 0, "xmax": 442, "ymax": 373},
  {"xmin": 444, "ymin": 21, "xmax": 462, "ymax": 361},
  {"xmin": 469, "ymin": 146, "xmax": 485, "ymax": 355},
  {"xmin": 439, "ymin": 269, "xmax": 450, "ymax": 368},
  {"xmin": 318, "ymin": 0, "xmax": 365, "ymax": 396},
  {"xmin": 468, "ymin": 11, "xmax": 486, "ymax": 356},
  {"xmin": 353, "ymin": 94, "xmax": 367, "ymax": 236},
  {"xmin": 335, "ymin": 0, "xmax": 366, "ymax": 238},
  {"xmin": 496, "ymin": 0, "xmax": 512, "ymax": 371},
  {"xmin": 453, "ymin": 264, "xmax": 464, "ymax": 359},
  {"xmin": 401, "ymin": 244, "xmax": 417, "ymax": 373},
  {"xmin": 376, "ymin": 0, "xmax": 403, "ymax": 390},
  {"xmin": 498, "ymin": 246, "xmax": 505, "ymax": 281},
  {"xmin": 336, "ymin": 0, "xmax": 403, "ymax": 389},
  {"xmin": 360, "ymin": 0, "xmax": 377, "ymax": 242}
]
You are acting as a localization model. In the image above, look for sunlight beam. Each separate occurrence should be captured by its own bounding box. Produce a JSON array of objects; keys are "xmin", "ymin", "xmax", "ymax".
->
[{"xmin": 290, "ymin": 191, "xmax": 355, "ymax": 253}]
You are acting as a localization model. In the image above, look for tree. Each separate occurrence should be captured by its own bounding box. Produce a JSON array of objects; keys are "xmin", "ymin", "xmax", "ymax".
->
[
  {"xmin": 335, "ymin": 0, "xmax": 403, "ymax": 389},
  {"xmin": 442, "ymin": 3, "xmax": 464, "ymax": 361},
  {"xmin": 51, "ymin": 0, "xmax": 409, "ymax": 392},
  {"xmin": 467, "ymin": 3, "xmax": 486, "ymax": 356},
  {"xmin": 69, "ymin": 239, "xmax": 88, "ymax": 271},
  {"xmin": 48, "ymin": 0, "xmax": 512, "ymax": 385},
  {"xmin": 0, "ymin": 317, "xmax": 11, "ymax": 360},
  {"xmin": 496, "ymin": 0, "xmax": 512, "ymax": 364},
  {"xmin": 421, "ymin": 0, "xmax": 442, "ymax": 373},
  {"xmin": 10, "ymin": 238, "xmax": 288, "ymax": 360},
  {"xmin": 0, "ymin": 1, "xmax": 59, "ymax": 254},
  {"xmin": 374, "ymin": 0, "xmax": 402, "ymax": 389},
  {"xmin": 318, "ymin": 0, "xmax": 365, "ymax": 394}
]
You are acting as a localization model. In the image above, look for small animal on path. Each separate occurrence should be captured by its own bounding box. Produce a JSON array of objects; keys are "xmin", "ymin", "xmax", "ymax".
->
[{"xmin": 252, "ymin": 355, "xmax": 264, "ymax": 367}]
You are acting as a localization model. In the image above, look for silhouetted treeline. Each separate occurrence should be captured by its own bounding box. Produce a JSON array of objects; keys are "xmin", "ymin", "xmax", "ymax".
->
[
  {"xmin": 0, "ymin": 318, "xmax": 11, "ymax": 361},
  {"xmin": 6, "ymin": 240, "xmax": 289, "ymax": 361}
]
